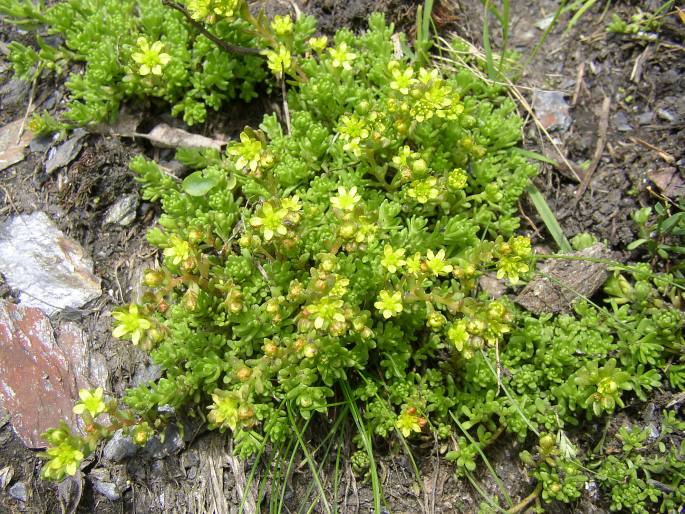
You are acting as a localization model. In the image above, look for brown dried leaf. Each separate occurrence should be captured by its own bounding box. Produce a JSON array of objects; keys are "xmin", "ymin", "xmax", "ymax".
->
[
  {"xmin": 0, "ymin": 119, "xmax": 33, "ymax": 172},
  {"xmin": 137, "ymin": 123, "xmax": 225, "ymax": 151},
  {"xmin": 648, "ymin": 167, "xmax": 685, "ymax": 200}
]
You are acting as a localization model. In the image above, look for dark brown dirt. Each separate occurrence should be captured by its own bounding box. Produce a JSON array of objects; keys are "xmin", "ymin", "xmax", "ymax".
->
[{"xmin": 1, "ymin": 1, "xmax": 684, "ymax": 513}]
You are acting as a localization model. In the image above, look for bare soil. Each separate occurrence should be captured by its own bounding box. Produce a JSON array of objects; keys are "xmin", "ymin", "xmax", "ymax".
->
[{"xmin": 0, "ymin": 1, "xmax": 683, "ymax": 513}]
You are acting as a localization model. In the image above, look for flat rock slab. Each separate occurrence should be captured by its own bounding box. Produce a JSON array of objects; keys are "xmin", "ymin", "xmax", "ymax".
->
[
  {"xmin": 0, "ymin": 212, "xmax": 101, "ymax": 315},
  {"xmin": 515, "ymin": 243, "xmax": 614, "ymax": 315},
  {"xmin": 0, "ymin": 301, "xmax": 108, "ymax": 448},
  {"xmin": 0, "ymin": 119, "xmax": 33, "ymax": 172},
  {"xmin": 532, "ymin": 90, "xmax": 572, "ymax": 132},
  {"xmin": 44, "ymin": 128, "xmax": 87, "ymax": 174}
]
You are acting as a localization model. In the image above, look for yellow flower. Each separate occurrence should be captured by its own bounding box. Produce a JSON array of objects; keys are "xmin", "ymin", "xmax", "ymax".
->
[
  {"xmin": 425, "ymin": 249, "xmax": 453, "ymax": 276},
  {"xmin": 131, "ymin": 37, "xmax": 170, "ymax": 76},
  {"xmin": 390, "ymin": 66, "xmax": 414, "ymax": 95},
  {"xmin": 330, "ymin": 186, "xmax": 361, "ymax": 211},
  {"xmin": 271, "ymin": 15, "xmax": 293, "ymax": 36},
  {"xmin": 72, "ymin": 388, "xmax": 106, "ymax": 418},
  {"xmin": 328, "ymin": 42, "xmax": 356, "ymax": 70},
  {"xmin": 381, "ymin": 245, "xmax": 406, "ymax": 273},
  {"xmin": 396, "ymin": 408, "xmax": 424, "ymax": 437},
  {"xmin": 264, "ymin": 45, "xmax": 292, "ymax": 78},
  {"xmin": 250, "ymin": 202, "xmax": 288, "ymax": 241},
  {"xmin": 374, "ymin": 290, "xmax": 403, "ymax": 319},
  {"xmin": 307, "ymin": 36, "xmax": 328, "ymax": 53}
]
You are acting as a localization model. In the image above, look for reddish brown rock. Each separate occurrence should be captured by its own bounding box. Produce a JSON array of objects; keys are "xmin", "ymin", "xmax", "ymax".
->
[{"xmin": 0, "ymin": 301, "xmax": 108, "ymax": 448}]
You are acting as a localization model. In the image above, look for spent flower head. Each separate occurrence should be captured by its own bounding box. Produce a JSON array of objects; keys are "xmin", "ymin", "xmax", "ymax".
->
[{"xmin": 131, "ymin": 37, "xmax": 170, "ymax": 76}]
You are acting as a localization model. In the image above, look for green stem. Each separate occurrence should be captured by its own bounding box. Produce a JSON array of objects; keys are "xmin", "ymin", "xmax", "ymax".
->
[
  {"xmin": 161, "ymin": 0, "xmax": 263, "ymax": 57},
  {"xmin": 506, "ymin": 482, "xmax": 542, "ymax": 514}
]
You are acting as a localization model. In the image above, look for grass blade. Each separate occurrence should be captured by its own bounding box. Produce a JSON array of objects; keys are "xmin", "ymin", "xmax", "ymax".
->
[
  {"xmin": 450, "ymin": 412, "xmax": 512, "ymax": 508},
  {"xmin": 340, "ymin": 381, "xmax": 383, "ymax": 514},
  {"xmin": 286, "ymin": 405, "xmax": 333, "ymax": 514},
  {"xmin": 526, "ymin": 183, "xmax": 572, "ymax": 253},
  {"xmin": 481, "ymin": 0, "xmax": 495, "ymax": 79}
]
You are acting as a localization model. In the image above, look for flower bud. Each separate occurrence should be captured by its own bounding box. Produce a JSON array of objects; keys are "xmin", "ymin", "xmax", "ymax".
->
[
  {"xmin": 144, "ymin": 271, "xmax": 164, "ymax": 287},
  {"xmin": 339, "ymin": 222, "xmax": 356, "ymax": 239},
  {"xmin": 427, "ymin": 312, "xmax": 446, "ymax": 329},
  {"xmin": 264, "ymin": 340, "xmax": 278, "ymax": 356},
  {"xmin": 238, "ymin": 406, "xmax": 254, "ymax": 420},
  {"xmin": 539, "ymin": 434, "xmax": 556, "ymax": 452},
  {"xmin": 320, "ymin": 255, "xmax": 335, "ymax": 272},
  {"xmin": 188, "ymin": 229, "xmax": 203, "ymax": 243},
  {"xmin": 236, "ymin": 367, "xmax": 252, "ymax": 381},
  {"xmin": 412, "ymin": 158, "xmax": 427, "ymax": 175}
]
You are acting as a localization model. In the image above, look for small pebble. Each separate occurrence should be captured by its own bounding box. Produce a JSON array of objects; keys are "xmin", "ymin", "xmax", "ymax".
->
[
  {"xmin": 92, "ymin": 479, "xmax": 122, "ymax": 501},
  {"xmin": 612, "ymin": 111, "xmax": 632, "ymax": 132},
  {"xmin": 102, "ymin": 429, "xmax": 138, "ymax": 463},
  {"xmin": 637, "ymin": 111, "xmax": 654, "ymax": 125},
  {"xmin": 103, "ymin": 194, "xmax": 139, "ymax": 226},
  {"xmin": 8, "ymin": 481, "xmax": 27, "ymax": 502},
  {"xmin": 535, "ymin": 14, "xmax": 556, "ymax": 31},
  {"xmin": 656, "ymin": 108, "xmax": 676, "ymax": 123}
]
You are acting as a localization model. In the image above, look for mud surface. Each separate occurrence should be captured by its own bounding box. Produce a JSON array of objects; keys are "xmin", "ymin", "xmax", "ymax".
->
[{"xmin": 1, "ymin": 1, "xmax": 683, "ymax": 513}]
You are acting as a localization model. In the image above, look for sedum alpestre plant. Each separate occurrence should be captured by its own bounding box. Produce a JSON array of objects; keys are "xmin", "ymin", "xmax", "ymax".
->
[
  {"xmin": 22, "ymin": 3, "xmax": 685, "ymax": 512},
  {"xmin": 0, "ymin": 0, "xmax": 316, "ymax": 126}
]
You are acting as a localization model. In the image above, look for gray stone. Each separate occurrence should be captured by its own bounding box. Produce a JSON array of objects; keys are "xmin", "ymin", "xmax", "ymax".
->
[
  {"xmin": 0, "ymin": 79, "xmax": 30, "ymax": 110},
  {"xmin": 104, "ymin": 194, "xmax": 139, "ymax": 226},
  {"xmin": 0, "ymin": 212, "xmax": 101, "ymax": 315},
  {"xmin": 91, "ymin": 479, "xmax": 122, "ymax": 501},
  {"xmin": 535, "ymin": 14, "xmax": 555, "ymax": 31},
  {"xmin": 29, "ymin": 134, "xmax": 56, "ymax": 153},
  {"xmin": 102, "ymin": 430, "xmax": 138, "ymax": 463},
  {"xmin": 532, "ymin": 90, "xmax": 572, "ymax": 132},
  {"xmin": 89, "ymin": 467, "xmax": 128, "ymax": 501},
  {"xmin": 8, "ymin": 481, "xmax": 27, "ymax": 502},
  {"xmin": 656, "ymin": 108, "xmax": 676, "ymax": 123},
  {"xmin": 637, "ymin": 111, "xmax": 654, "ymax": 125},
  {"xmin": 144, "ymin": 424, "xmax": 184, "ymax": 459},
  {"xmin": 0, "ymin": 465, "xmax": 13, "ymax": 489},
  {"xmin": 612, "ymin": 111, "xmax": 632, "ymax": 132},
  {"xmin": 131, "ymin": 360, "xmax": 163, "ymax": 388},
  {"xmin": 45, "ymin": 129, "xmax": 87, "ymax": 174}
]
